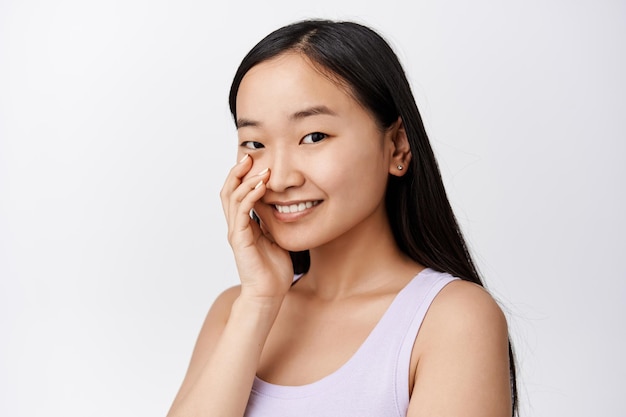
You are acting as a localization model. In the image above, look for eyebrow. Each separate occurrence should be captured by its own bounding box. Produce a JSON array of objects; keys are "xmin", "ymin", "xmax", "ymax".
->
[{"xmin": 236, "ymin": 105, "xmax": 338, "ymax": 129}]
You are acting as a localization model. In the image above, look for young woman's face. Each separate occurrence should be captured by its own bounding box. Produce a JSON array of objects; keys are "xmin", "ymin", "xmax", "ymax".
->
[{"xmin": 235, "ymin": 53, "xmax": 397, "ymax": 252}]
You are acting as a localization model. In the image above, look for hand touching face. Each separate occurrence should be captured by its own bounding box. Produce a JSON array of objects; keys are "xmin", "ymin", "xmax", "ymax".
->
[{"xmin": 234, "ymin": 53, "xmax": 402, "ymax": 253}]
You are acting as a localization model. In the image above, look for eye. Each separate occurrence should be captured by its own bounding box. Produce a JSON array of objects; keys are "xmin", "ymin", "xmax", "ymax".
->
[
  {"xmin": 301, "ymin": 132, "xmax": 328, "ymax": 144},
  {"xmin": 240, "ymin": 141, "xmax": 265, "ymax": 150}
]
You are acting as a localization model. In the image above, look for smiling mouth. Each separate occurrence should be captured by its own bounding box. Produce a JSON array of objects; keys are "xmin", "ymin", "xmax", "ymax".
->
[{"xmin": 274, "ymin": 201, "xmax": 321, "ymax": 214}]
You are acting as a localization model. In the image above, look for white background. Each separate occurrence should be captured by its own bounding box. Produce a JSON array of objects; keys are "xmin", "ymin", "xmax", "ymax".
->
[{"xmin": 1, "ymin": 1, "xmax": 624, "ymax": 416}]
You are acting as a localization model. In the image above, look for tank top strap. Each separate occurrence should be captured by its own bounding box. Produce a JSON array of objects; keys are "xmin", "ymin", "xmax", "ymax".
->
[
  {"xmin": 326, "ymin": 268, "xmax": 458, "ymax": 414},
  {"xmin": 245, "ymin": 268, "xmax": 458, "ymax": 417},
  {"xmin": 391, "ymin": 269, "xmax": 459, "ymax": 407},
  {"xmin": 356, "ymin": 268, "xmax": 458, "ymax": 355}
]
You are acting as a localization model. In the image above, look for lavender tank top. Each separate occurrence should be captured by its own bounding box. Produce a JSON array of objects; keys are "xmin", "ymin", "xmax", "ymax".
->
[{"xmin": 244, "ymin": 268, "xmax": 458, "ymax": 417}]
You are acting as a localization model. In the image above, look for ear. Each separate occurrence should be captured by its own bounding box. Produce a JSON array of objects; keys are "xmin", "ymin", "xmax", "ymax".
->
[{"xmin": 387, "ymin": 118, "xmax": 412, "ymax": 177}]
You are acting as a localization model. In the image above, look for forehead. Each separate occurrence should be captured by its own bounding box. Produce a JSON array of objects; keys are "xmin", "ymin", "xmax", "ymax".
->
[{"xmin": 235, "ymin": 53, "xmax": 359, "ymax": 120}]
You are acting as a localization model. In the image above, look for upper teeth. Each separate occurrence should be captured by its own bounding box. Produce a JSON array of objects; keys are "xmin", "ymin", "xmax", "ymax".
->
[{"xmin": 275, "ymin": 201, "xmax": 318, "ymax": 214}]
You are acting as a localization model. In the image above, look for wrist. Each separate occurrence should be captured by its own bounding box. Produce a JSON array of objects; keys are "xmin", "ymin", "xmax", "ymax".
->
[
  {"xmin": 230, "ymin": 293, "xmax": 284, "ymax": 328},
  {"xmin": 237, "ymin": 285, "xmax": 287, "ymax": 308}
]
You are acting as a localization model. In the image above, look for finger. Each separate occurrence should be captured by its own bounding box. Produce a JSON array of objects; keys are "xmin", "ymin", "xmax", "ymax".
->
[
  {"xmin": 227, "ymin": 167, "xmax": 270, "ymax": 214},
  {"xmin": 259, "ymin": 217, "xmax": 276, "ymax": 244},
  {"xmin": 229, "ymin": 173, "xmax": 268, "ymax": 231},
  {"xmin": 220, "ymin": 154, "xmax": 253, "ymax": 217},
  {"xmin": 228, "ymin": 179, "xmax": 268, "ymax": 246}
]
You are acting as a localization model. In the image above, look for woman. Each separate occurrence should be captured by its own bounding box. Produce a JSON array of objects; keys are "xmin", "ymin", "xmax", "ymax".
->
[{"xmin": 168, "ymin": 19, "xmax": 517, "ymax": 417}]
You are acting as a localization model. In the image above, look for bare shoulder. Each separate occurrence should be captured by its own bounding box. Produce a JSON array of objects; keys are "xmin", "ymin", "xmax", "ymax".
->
[
  {"xmin": 190, "ymin": 284, "xmax": 242, "ymax": 358},
  {"xmin": 426, "ymin": 279, "xmax": 508, "ymax": 338},
  {"xmin": 199, "ymin": 285, "xmax": 242, "ymax": 339},
  {"xmin": 208, "ymin": 285, "xmax": 242, "ymax": 320},
  {"xmin": 169, "ymin": 285, "xmax": 242, "ymax": 409},
  {"xmin": 408, "ymin": 279, "xmax": 512, "ymax": 416},
  {"xmin": 416, "ymin": 279, "xmax": 509, "ymax": 371}
]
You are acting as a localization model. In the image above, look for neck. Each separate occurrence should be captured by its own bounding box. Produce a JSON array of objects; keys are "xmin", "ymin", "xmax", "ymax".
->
[{"xmin": 303, "ymin": 216, "xmax": 422, "ymax": 300}]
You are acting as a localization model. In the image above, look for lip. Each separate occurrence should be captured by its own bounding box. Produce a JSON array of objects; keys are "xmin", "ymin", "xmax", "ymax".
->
[{"xmin": 267, "ymin": 200, "xmax": 322, "ymax": 222}]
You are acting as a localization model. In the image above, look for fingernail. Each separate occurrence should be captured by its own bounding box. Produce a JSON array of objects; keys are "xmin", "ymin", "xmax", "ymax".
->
[
  {"xmin": 254, "ymin": 180, "xmax": 264, "ymax": 190},
  {"xmin": 239, "ymin": 154, "xmax": 249, "ymax": 163},
  {"xmin": 256, "ymin": 168, "xmax": 269, "ymax": 176}
]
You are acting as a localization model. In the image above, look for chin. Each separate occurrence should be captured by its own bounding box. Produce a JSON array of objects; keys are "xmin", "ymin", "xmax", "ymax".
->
[
  {"xmin": 274, "ymin": 237, "xmax": 310, "ymax": 253},
  {"xmin": 267, "ymin": 230, "xmax": 316, "ymax": 253}
]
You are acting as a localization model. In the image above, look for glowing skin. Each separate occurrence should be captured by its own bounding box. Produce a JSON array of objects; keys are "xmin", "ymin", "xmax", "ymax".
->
[
  {"xmin": 235, "ymin": 53, "xmax": 398, "ymax": 253},
  {"xmin": 168, "ymin": 48, "xmax": 509, "ymax": 417}
]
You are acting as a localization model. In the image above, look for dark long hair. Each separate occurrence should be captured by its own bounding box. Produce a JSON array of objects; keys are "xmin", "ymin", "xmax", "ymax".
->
[{"xmin": 228, "ymin": 19, "xmax": 517, "ymax": 415}]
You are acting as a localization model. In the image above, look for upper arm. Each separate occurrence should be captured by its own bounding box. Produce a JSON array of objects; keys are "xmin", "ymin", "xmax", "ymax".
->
[
  {"xmin": 407, "ymin": 280, "xmax": 512, "ymax": 417},
  {"xmin": 169, "ymin": 285, "xmax": 241, "ymax": 409}
]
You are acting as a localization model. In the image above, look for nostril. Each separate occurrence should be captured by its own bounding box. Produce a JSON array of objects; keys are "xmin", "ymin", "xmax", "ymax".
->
[{"xmin": 265, "ymin": 164, "xmax": 305, "ymax": 192}]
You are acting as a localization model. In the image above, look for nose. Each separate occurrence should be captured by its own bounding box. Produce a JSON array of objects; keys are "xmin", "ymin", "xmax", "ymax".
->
[{"xmin": 265, "ymin": 148, "xmax": 305, "ymax": 192}]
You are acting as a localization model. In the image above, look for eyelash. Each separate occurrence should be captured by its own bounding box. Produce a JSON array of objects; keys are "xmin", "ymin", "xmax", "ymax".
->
[
  {"xmin": 301, "ymin": 132, "xmax": 328, "ymax": 144},
  {"xmin": 240, "ymin": 132, "xmax": 328, "ymax": 149},
  {"xmin": 240, "ymin": 141, "xmax": 264, "ymax": 150}
]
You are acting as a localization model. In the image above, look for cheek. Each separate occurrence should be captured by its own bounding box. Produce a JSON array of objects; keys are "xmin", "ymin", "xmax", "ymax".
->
[
  {"xmin": 345, "ymin": 139, "xmax": 388, "ymax": 177},
  {"xmin": 340, "ymin": 148, "xmax": 388, "ymax": 198},
  {"xmin": 317, "ymin": 136, "xmax": 386, "ymax": 183},
  {"xmin": 314, "ymin": 156, "xmax": 365, "ymax": 196}
]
